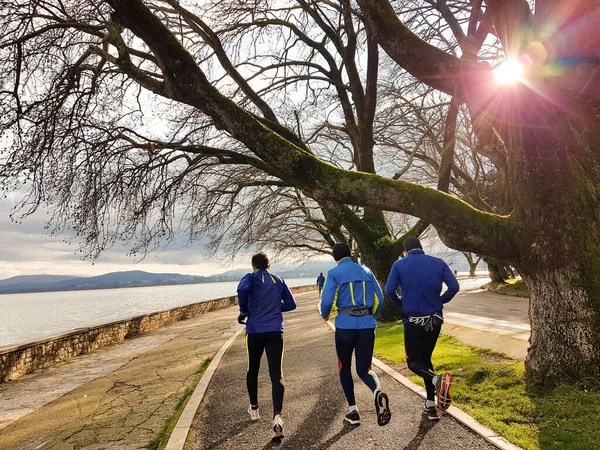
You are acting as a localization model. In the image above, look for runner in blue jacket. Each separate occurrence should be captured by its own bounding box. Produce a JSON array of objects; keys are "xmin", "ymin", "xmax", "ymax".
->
[
  {"xmin": 385, "ymin": 236, "xmax": 459, "ymax": 420},
  {"xmin": 237, "ymin": 253, "xmax": 296, "ymax": 438},
  {"xmin": 321, "ymin": 243, "xmax": 391, "ymax": 427}
]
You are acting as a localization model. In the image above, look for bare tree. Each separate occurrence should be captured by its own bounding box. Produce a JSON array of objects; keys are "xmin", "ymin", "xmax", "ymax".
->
[
  {"xmin": 2, "ymin": 0, "xmax": 599, "ymax": 385},
  {"xmin": 461, "ymin": 252, "xmax": 483, "ymax": 277}
]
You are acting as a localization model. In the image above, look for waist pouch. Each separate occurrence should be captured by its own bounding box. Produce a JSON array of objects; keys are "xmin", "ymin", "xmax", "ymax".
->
[
  {"xmin": 338, "ymin": 307, "xmax": 372, "ymax": 317},
  {"xmin": 406, "ymin": 313, "xmax": 444, "ymax": 332}
]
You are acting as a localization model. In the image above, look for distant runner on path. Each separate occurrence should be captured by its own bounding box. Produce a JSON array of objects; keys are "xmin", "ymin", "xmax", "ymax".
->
[
  {"xmin": 321, "ymin": 243, "xmax": 391, "ymax": 427},
  {"xmin": 237, "ymin": 253, "xmax": 297, "ymax": 439},
  {"xmin": 316, "ymin": 272, "xmax": 325, "ymax": 297},
  {"xmin": 385, "ymin": 236, "xmax": 460, "ymax": 420}
]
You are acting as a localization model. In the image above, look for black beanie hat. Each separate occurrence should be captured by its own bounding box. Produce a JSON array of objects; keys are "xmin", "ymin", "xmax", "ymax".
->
[
  {"xmin": 332, "ymin": 242, "xmax": 352, "ymax": 261},
  {"xmin": 403, "ymin": 236, "xmax": 423, "ymax": 252}
]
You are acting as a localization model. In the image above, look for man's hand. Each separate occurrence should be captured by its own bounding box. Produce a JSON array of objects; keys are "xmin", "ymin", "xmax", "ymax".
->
[
  {"xmin": 323, "ymin": 315, "xmax": 330, "ymax": 321},
  {"xmin": 237, "ymin": 314, "xmax": 247, "ymax": 325}
]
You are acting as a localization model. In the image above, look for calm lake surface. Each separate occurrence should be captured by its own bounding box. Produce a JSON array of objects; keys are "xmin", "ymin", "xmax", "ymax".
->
[{"xmin": 0, "ymin": 278, "xmax": 313, "ymax": 348}]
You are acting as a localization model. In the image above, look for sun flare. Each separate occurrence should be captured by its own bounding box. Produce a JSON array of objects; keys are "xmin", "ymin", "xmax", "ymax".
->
[{"xmin": 494, "ymin": 60, "xmax": 524, "ymax": 85}]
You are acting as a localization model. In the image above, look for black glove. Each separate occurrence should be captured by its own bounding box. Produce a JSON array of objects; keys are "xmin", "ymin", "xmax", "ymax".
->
[{"xmin": 237, "ymin": 314, "xmax": 247, "ymax": 325}]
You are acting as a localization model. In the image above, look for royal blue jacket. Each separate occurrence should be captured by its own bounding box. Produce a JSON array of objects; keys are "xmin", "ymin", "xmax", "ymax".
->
[
  {"xmin": 385, "ymin": 249, "xmax": 459, "ymax": 323},
  {"xmin": 237, "ymin": 269, "xmax": 296, "ymax": 334},
  {"xmin": 320, "ymin": 257, "xmax": 384, "ymax": 329}
]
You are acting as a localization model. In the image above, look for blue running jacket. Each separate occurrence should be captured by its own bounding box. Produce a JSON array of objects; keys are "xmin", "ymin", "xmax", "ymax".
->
[
  {"xmin": 385, "ymin": 249, "xmax": 459, "ymax": 323},
  {"xmin": 320, "ymin": 257, "xmax": 384, "ymax": 329},
  {"xmin": 237, "ymin": 269, "xmax": 297, "ymax": 333}
]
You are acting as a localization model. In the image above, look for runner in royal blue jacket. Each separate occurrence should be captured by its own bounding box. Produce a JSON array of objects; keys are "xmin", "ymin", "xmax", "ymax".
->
[
  {"xmin": 237, "ymin": 253, "xmax": 296, "ymax": 439},
  {"xmin": 385, "ymin": 236, "xmax": 459, "ymax": 420},
  {"xmin": 321, "ymin": 243, "xmax": 391, "ymax": 427}
]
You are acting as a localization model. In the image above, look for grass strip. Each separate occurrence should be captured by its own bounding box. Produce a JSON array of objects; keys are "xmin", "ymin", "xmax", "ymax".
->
[
  {"xmin": 145, "ymin": 357, "xmax": 214, "ymax": 450},
  {"xmin": 374, "ymin": 322, "xmax": 600, "ymax": 450},
  {"xmin": 482, "ymin": 279, "xmax": 529, "ymax": 297}
]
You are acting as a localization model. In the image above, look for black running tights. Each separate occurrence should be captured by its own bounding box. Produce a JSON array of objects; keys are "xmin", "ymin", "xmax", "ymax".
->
[
  {"xmin": 404, "ymin": 322, "xmax": 442, "ymax": 401},
  {"xmin": 246, "ymin": 331, "xmax": 285, "ymax": 416},
  {"xmin": 335, "ymin": 328, "xmax": 380, "ymax": 406}
]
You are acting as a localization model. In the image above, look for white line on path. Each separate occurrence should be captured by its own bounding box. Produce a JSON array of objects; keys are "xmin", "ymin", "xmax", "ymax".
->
[{"xmin": 317, "ymin": 302, "xmax": 524, "ymax": 450}]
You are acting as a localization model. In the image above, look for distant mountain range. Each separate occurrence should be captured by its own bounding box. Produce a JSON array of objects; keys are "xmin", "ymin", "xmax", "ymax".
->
[
  {"xmin": 0, "ymin": 252, "xmax": 483, "ymax": 295},
  {"xmin": 0, "ymin": 261, "xmax": 336, "ymax": 295}
]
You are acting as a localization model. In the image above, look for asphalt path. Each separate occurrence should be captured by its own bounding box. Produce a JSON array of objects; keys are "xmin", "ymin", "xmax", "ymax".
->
[
  {"xmin": 191, "ymin": 294, "xmax": 497, "ymax": 450},
  {"xmin": 445, "ymin": 278, "xmax": 529, "ymax": 324}
]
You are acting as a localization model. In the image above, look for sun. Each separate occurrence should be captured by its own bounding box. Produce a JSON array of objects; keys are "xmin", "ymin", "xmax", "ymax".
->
[{"xmin": 494, "ymin": 60, "xmax": 524, "ymax": 85}]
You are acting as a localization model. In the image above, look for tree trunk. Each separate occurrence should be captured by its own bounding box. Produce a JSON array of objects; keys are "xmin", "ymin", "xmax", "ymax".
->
[
  {"xmin": 524, "ymin": 269, "xmax": 600, "ymax": 386},
  {"xmin": 485, "ymin": 258, "xmax": 505, "ymax": 283},
  {"xmin": 359, "ymin": 244, "xmax": 403, "ymax": 322},
  {"xmin": 494, "ymin": 86, "xmax": 600, "ymax": 386},
  {"xmin": 469, "ymin": 266, "xmax": 476, "ymax": 277}
]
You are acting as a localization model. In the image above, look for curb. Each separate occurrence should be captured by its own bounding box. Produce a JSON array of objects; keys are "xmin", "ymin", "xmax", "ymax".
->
[
  {"xmin": 317, "ymin": 302, "xmax": 523, "ymax": 450},
  {"xmin": 165, "ymin": 326, "xmax": 245, "ymax": 450}
]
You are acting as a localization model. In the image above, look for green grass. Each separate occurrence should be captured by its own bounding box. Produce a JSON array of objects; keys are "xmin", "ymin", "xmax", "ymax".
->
[
  {"xmin": 483, "ymin": 279, "xmax": 529, "ymax": 297},
  {"xmin": 196, "ymin": 357, "xmax": 213, "ymax": 374},
  {"xmin": 145, "ymin": 357, "xmax": 214, "ymax": 450},
  {"xmin": 374, "ymin": 322, "xmax": 600, "ymax": 450}
]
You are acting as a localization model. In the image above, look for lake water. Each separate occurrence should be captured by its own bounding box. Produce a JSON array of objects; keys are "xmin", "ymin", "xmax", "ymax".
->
[{"xmin": 0, "ymin": 278, "xmax": 313, "ymax": 348}]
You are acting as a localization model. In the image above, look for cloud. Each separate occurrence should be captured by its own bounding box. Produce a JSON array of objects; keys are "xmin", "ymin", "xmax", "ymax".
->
[{"xmin": 0, "ymin": 196, "xmax": 249, "ymax": 279}]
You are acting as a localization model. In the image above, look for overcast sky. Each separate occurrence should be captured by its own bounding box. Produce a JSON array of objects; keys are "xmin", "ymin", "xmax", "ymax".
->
[{"xmin": 0, "ymin": 193, "xmax": 255, "ymax": 280}]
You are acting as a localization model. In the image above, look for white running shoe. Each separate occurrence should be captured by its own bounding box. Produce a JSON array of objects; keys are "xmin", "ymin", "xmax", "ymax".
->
[
  {"xmin": 248, "ymin": 405, "xmax": 260, "ymax": 421},
  {"xmin": 272, "ymin": 414, "xmax": 284, "ymax": 439}
]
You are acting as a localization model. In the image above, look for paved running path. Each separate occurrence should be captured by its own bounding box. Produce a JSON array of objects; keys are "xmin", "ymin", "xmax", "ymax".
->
[
  {"xmin": 446, "ymin": 278, "xmax": 529, "ymax": 324},
  {"xmin": 192, "ymin": 294, "xmax": 496, "ymax": 450}
]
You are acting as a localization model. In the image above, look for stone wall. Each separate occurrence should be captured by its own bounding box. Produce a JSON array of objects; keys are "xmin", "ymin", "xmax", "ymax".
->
[{"xmin": 0, "ymin": 284, "xmax": 316, "ymax": 383}]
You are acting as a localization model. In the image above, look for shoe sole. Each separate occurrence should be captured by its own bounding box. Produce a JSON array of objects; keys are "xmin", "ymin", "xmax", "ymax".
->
[
  {"xmin": 428, "ymin": 412, "xmax": 440, "ymax": 421},
  {"xmin": 273, "ymin": 424, "xmax": 284, "ymax": 439},
  {"xmin": 438, "ymin": 373, "xmax": 453, "ymax": 412},
  {"xmin": 376, "ymin": 392, "xmax": 391, "ymax": 426},
  {"xmin": 344, "ymin": 416, "xmax": 361, "ymax": 425}
]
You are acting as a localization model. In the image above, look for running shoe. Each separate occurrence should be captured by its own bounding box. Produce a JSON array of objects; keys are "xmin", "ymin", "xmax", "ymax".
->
[
  {"xmin": 272, "ymin": 414, "xmax": 284, "ymax": 439},
  {"xmin": 422, "ymin": 401, "xmax": 440, "ymax": 421},
  {"xmin": 344, "ymin": 410, "xmax": 361, "ymax": 425},
  {"xmin": 374, "ymin": 390, "xmax": 391, "ymax": 426},
  {"xmin": 247, "ymin": 405, "xmax": 260, "ymax": 421},
  {"xmin": 436, "ymin": 372, "xmax": 453, "ymax": 411}
]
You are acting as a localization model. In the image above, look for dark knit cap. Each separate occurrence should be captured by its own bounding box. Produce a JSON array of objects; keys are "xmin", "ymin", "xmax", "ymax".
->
[
  {"xmin": 332, "ymin": 242, "xmax": 352, "ymax": 261},
  {"xmin": 403, "ymin": 236, "xmax": 423, "ymax": 252}
]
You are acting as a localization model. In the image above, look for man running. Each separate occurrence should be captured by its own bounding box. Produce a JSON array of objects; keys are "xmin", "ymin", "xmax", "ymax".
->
[
  {"xmin": 237, "ymin": 253, "xmax": 297, "ymax": 439},
  {"xmin": 321, "ymin": 243, "xmax": 391, "ymax": 427},
  {"xmin": 385, "ymin": 236, "xmax": 459, "ymax": 420},
  {"xmin": 316, "ymin": 272, "xmax": 325, "ymax": 297}
]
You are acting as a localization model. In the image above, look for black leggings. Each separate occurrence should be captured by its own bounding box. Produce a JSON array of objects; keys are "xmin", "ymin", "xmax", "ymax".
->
[
  {"xmin": 335, "ymin": 328, "xmax": 380, "ymax": 406},
  {"xmin": 404, "ymin": 322, "xmax": 442, "ymax": 400},
  {"xmin": 246, "ymin": 331, "xmax": 285, "ymax": 416}
]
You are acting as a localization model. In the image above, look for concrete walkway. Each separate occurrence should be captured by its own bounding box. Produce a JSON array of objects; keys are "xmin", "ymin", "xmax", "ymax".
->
[
  {"xmin": 191, "ymin": 294, "xmax": 497, "ymax": 450},
  {"xmin": 0, "ymin": 299, "xmax": 253, "ymax": 450},
  {"xmin": 443, "ymin": 278, "xmax": 530, "ymax": 359}
]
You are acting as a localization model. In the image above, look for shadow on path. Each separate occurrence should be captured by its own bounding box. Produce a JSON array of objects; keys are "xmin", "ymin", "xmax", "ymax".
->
[
  {"xmin": 402, "ymin": 414, "xmax": 438, "ymax": 450},
  {"xmin": 314, "ymin": 423, "xmax": 359, "ymax": 449},
  {"xmin": 204, "ymin": 421, "xmax": 254, "ymax": 450},
  {"xmin": 260, "ymin": 374, "xmax": 347, "ymax": 449}
]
